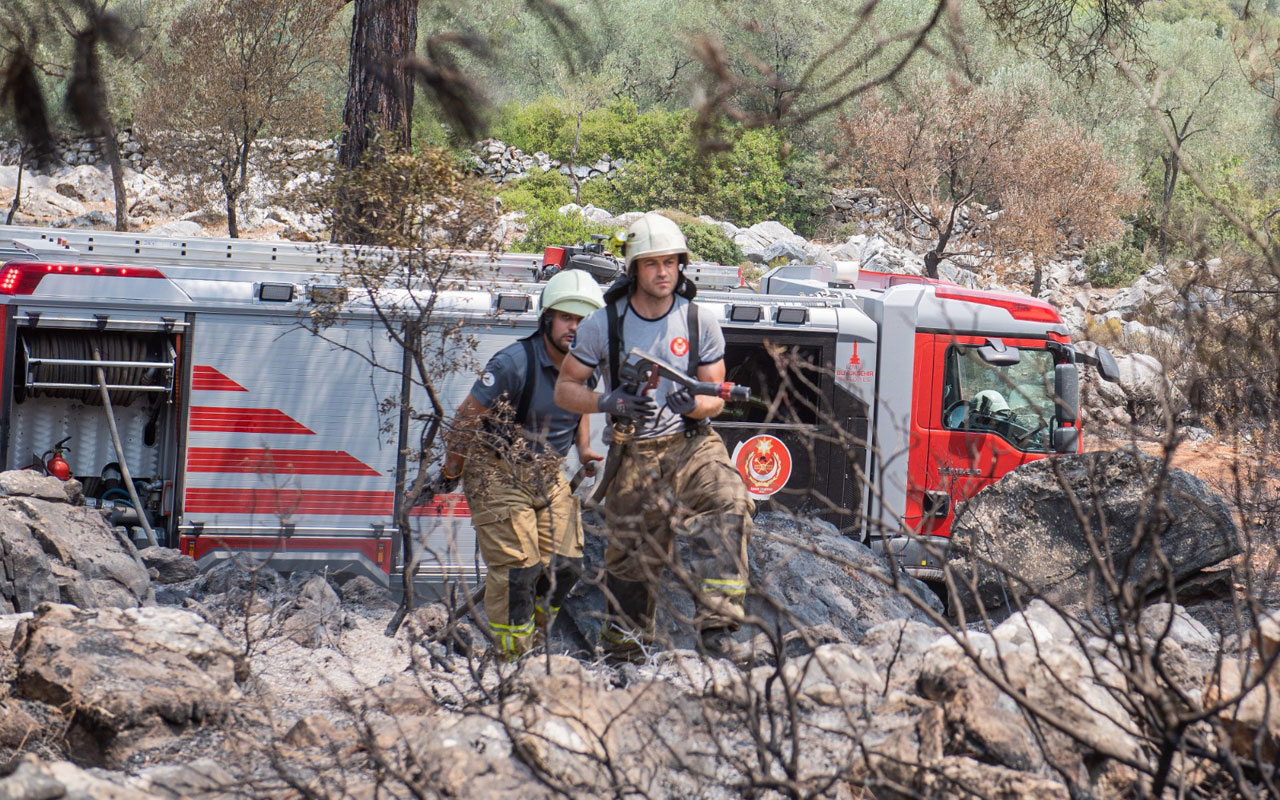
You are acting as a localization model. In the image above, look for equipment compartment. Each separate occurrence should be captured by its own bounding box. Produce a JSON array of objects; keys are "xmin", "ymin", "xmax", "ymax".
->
[{"xmin": 4, "ymin": 320, "xmax": 185, "ymax": 543}]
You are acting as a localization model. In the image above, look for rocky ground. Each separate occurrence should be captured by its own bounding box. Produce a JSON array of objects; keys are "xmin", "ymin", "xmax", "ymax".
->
[{"xmin": 0, "ymin": 466, "xmax": 1277, "ymax": 798}]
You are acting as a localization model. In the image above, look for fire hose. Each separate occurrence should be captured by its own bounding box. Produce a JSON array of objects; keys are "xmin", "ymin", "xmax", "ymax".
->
[{"xmin": 91, "ymin": 342, "xmax": 158, "ymax": 547}]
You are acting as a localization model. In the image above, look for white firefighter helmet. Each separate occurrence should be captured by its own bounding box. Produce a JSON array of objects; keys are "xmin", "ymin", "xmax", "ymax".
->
[
  {"xmin": 972, "ymin": 389, "xmax": 1010, "ymax": 414},
  {"xmin": 538, "ymin": 269, "xmax": 606, "ymax": 319},
  {"xmin": 624, "ymin": 212, "xmax": 690, "ymax": 271}
]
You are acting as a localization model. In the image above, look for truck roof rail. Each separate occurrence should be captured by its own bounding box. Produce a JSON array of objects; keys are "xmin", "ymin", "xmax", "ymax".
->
[{"xmin": 0, "ymin": 225, "xmax": 742, "ymax": 290}]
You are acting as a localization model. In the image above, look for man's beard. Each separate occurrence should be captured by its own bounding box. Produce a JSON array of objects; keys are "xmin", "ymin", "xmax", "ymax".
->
[{"xmin": 545, "ymin": 331, "xmax": 570, "ymax": 356}]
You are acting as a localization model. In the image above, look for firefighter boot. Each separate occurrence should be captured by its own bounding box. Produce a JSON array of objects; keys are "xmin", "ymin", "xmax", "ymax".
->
[
  {"xmin": 684, "ymin": 512, "xmax": 750, "ymax": 631},
  {"xmin": 489, "ymin": 565, "xmax": 542, "ymax": 661},
  {"xmin": 530, "ymin": 555, "xmax": 583, "ymax": 649},
  {"xmin": 600, "ymin": 574, "xmax": 655, "ymax": 664}
]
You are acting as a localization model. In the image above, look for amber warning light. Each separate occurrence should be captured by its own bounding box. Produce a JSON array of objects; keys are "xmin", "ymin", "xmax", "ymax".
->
[{"xmin": 0, "ymin": 262, "xmax": 166, "ymax": 295}]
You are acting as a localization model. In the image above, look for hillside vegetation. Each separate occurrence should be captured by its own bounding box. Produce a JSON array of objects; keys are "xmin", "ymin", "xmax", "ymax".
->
[{"xmin": 3, "ymin": 0, "xmax": 1280, "ymax": 280}]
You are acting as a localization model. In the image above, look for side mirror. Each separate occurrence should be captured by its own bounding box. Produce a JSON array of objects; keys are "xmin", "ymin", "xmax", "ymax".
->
[
  {"xmin": 1054, "ymin": 363, "xmax": 1079, "ymax": 424},
  {"xmin": 976, "ymin": 338, "xmax": 1021, "ymax": 366},
  {"xmin": 1077, "ymin": 344, "xmax": 1120, "ymax": 383},
  {"xmin": 1053, "ymin": 427, "xmax": 1080, "ymax": 454},
  {"xmin": 1095, "ymin": 346, "xmax": 1120, "ymax": 383}
]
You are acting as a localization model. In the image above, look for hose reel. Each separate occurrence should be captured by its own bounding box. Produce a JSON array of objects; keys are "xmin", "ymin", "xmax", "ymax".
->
[{"xmin": 17, "ymin": 329, "xmax": 176, "ymax": 406}]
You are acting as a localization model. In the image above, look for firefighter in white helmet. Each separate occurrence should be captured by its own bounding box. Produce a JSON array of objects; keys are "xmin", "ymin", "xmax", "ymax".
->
[
  {"xmin": 434, "ymin": 269, "xmax": 606, "ymax": 658},
  {"xmin": 555, "ymin": 212, "xmax": 755, "ymax": 662}
]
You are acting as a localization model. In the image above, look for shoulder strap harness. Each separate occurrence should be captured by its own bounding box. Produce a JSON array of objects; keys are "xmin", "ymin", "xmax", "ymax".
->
[{"xmin": 515, "ymin": 335, "xmax": 538, "ymax": 426}]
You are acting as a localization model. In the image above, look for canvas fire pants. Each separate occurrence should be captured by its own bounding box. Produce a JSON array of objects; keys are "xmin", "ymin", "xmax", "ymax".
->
[
  {"xmin": 463, "ymin": 450, "xmax": 583, "ymax": 659},
  {"xmin": 599, "ymin": 426, "xmax": 754, "ymax": 659}
]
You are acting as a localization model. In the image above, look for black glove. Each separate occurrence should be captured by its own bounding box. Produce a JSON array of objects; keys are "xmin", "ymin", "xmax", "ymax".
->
[
  {"xmin": 666, "ymin": 388, "xmax": 697, "ymax": 416},
  {"xmin": 598, "ymin": 386, "xmax": 656, "ymax": 421},
  {"xmin": 430, "ymin": 468, "xmax": 460, "ymax": 496}
]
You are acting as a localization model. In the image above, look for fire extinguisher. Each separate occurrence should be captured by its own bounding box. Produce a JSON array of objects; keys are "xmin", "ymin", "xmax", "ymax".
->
[{"xmin": 43, "ymin": 436, "xmax": 72, "ymax": 481}]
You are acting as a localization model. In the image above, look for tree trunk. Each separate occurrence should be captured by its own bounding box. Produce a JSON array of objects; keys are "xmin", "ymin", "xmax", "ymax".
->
[
  {"xmin": 225, "ymin": 179, "xmax": 239, "ymax": 239},
  {"xmin": 924, "ymin": 250, "xmax": 940, "ymax": 280},
  {"xmin": 338, "ymin": 0, "xmax": 417, "ymax": 165},
  {"xmin": 332, "ymin": 0, "xmax": 418, "ymax": 244},
  {"xmin": 1031, "ymin": 263, "xmax": 1043, "ymax": 298},
  {"xmin": 99, "ymin": 129, "xmax": 129, "ymax": 232},
  {"xmin": 1159, "ymin": 151, "xmax": 1179, "ymax": 264},
  {"xmin": 568, "ymin": 111, "xmax": 582, "ymax": 202},
  {"xmin": 5, "ymin": 154, "xmax": 22, "ymax": 225}
]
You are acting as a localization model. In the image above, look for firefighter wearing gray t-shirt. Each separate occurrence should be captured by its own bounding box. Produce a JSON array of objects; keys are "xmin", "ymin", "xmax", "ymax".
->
[
  {"xmin": 434, "ymin": 270, "xmax": 605, "ymax": 659},
  {"xmin": 556, "ymin": 213, "xmax": 754, "ymax": 662}
]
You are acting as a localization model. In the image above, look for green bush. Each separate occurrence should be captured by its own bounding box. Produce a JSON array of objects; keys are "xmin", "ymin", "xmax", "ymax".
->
[
  {"xmin": 1083, "ymin": 237, "xmax": 1148, "ymax": 288},
  {"xmin": 508, "ymin": 208, "xmax": 615, "ymax": 254},
  {"xmin": 494, "ymin": 98, "xmax": 571, "ymax": 158},
  {"xmin": 499, "ymin": 167, "xmax": 573, "ymax": 213},
  {"xmin": 492, "ymin": 99, "xmax": 831, "ymax": 235}
]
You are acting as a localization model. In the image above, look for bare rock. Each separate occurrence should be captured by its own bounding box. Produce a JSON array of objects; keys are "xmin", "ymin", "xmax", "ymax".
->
[
  {"xmin": 0, "ymin": 753, "xmax": 158, "ymax": 799},
  {"xmin": 337, "ymin": 575, "xmax": 394, "ymax": 608},
  {"xmin": 1208, "ymin": 608, "xmax": 1280, "ymax": 762},
  {"xmin": 0, "ymin": 483, "xmax": 152, "ymax": 613},
  {"xmin": 137, "ymin": 547, "xmax": 198, "ymax": 584},
  {"xmin": 135, "ymin": 759, "xmax": 236, "ymax": 800},
  {"xmin": 948, "ymin": 449, "xmax": 1238, "ymax": 616},
  {"xmin": 748, "ymin": 512, "xmax": 942, "ymax": 644},
  {"xmin": 780, "ymin": 642, "xmax": 884, "ymax": 706},
  {"xmin": 12, "ymin": 603, "xmax": 244, "ymax": 766},
  {"xmin": 0, "ymin": 697, "xmax": 40, "ymax": 748},
  {"xmin": 0, "ymin": 471, "xmax": 79, "ymax": 503},
  {"xmin": 284, "ymin": 714, "xmax": 342, "ymax": 747},
  {"xmin": 280, "ymin": 574, "xmax": 342, "ymax": 648}
]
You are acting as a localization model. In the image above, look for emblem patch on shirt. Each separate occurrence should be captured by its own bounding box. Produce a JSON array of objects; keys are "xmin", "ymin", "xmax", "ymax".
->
[
  {"xmin": 670, "ymin": 337, "xmax": 689, "ymax": 357},
  {"xmin": 481, "ymin": 372, "xmax": 496, "ymax": 387}
]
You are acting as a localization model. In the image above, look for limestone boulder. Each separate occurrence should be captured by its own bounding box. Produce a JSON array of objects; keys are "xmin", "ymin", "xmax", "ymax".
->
[
  {"xmin": 0, "ymin": 471, "xmax": 153, "ymax": 613},
  {"xmin": 279, "ymin": 573, "xmax": 343, "ymax": 648},
  {"xmin": 138, "ymin": 546, "xmax": 199, "ymax": 584},
  {"xmin": 0, "ymin": 754, "xmax": 161, "ymax": 800},
  {"xmin": 557, "ymin": 511, "xmax": 941, "ymax": 655},
  {"xmin": 12, "ymin": 603, "xmax": 244, "ymax": 766},
  {"xmin": 948, "ymin": 449, "xmax": 1238, "ymax": 616},
  {"xmin": 51, "ymin": 164, "xmax": 114, "ymax": 204}
]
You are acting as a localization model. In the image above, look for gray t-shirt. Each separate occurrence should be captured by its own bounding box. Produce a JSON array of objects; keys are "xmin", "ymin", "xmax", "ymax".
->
[
  {"xmin": 570, "ymin": 295, "xmax": 725, "ymax": 439},
  {"xmin": 470, "ymin": 336, "xmax": 593, "ymax": 457}
]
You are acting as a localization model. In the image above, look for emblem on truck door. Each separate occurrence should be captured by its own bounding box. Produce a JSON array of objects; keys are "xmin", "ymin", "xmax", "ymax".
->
[{"xmin": 732, "ymin": 434, "xmax": 792, "ymax": 498}]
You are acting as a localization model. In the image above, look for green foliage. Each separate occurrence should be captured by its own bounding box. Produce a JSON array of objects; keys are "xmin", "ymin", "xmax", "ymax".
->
[
  {"xmin": 499, "ymin": 169, "xmax": 613, "ymax": 253},
  {"xmin": 499, "ymin": 167, "xmax": 574, "ymax": 213},
  {"xmin": 508, "ymin": 208, "xmax": 615, "ymax": 254},
  {"xmin": 493, "ymin": 99, "xmax": 830, "ymax": 234},
  {"xmin": 657, "ymin": 211, "xmax": 746, "ymax": 265},
  {"xmin": 494, "ymin": 98, "xmax": 572, "ymax": 158},
  {"xmin": 1083, "ymin": 230, "xmax": 1149, "ymax": 287},
  {"xmin": 497, "ymin": 171, "xmax": 745, "ymax": 261}
]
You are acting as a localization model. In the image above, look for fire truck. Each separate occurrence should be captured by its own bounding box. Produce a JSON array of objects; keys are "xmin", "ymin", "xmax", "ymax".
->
[{"xmin": 0, "ymin": 225, "xmax": 1117, "ymax": 586}]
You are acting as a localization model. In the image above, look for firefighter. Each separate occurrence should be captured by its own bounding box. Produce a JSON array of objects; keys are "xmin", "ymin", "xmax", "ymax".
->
[
  {"xmin": 433, "ymin": 270, "xmax": 606, "ymax": 659},
  {"xmin": 554, "ymin": 212, "xmax": 754, "ymax": 662}
]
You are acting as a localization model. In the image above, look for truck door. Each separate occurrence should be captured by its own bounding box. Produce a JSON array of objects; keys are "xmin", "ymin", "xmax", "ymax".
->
[
  {"xmin": 714, "ymin": 330, "xmax": 856, "ymax": 529},
  {"xmin": 921, "ymin": 334, "xmax": 1062, "ymax": 537}
]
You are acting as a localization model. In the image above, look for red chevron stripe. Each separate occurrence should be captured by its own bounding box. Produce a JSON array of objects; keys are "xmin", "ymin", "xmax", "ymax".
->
[
  {"xmin": 183, "ymin": 488, "xmax": 470, "ymax": 517},
  {"xmin": 193, "ymin": 366, "xmax": 247, "ymax": 392},
  {"xmin": 187, "ymin": 448, "xmax": 380, "ymax": 476},
  {"xmin": 190, "ymin": 407, "xmax": 314, "ymax": 435}
]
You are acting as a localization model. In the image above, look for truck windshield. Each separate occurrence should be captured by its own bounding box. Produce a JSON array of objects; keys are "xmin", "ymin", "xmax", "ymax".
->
[{"xmin": 941, "ymin": 345, "xmax": 1056, "ymax": 452}]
